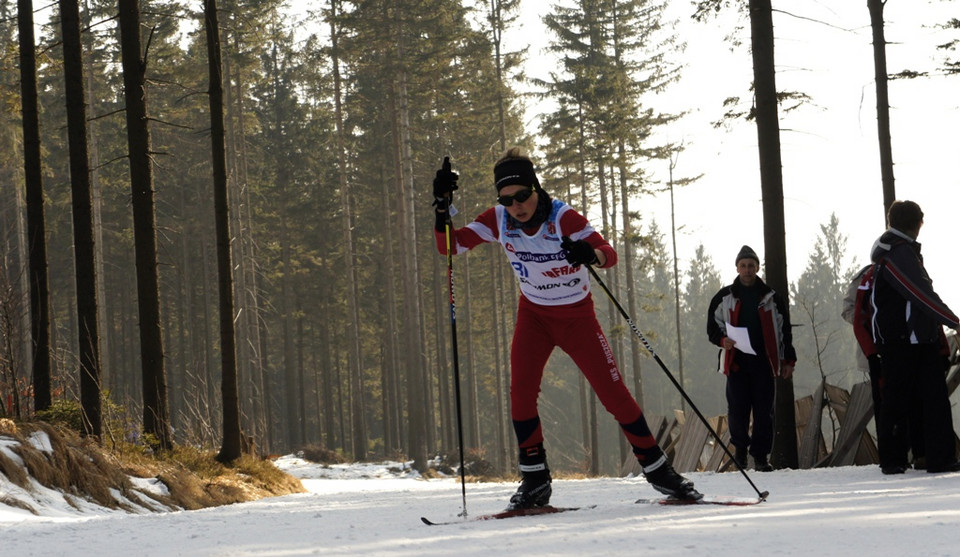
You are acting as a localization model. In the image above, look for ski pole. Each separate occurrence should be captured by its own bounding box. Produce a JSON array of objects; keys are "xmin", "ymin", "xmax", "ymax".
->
[
  {"xmin": 440, "ymin": 173, "xmax": 469, "ymax": 517},
  {"xmin": 585, "ymin": 264, "xmax": 769, "ymax": 501}
]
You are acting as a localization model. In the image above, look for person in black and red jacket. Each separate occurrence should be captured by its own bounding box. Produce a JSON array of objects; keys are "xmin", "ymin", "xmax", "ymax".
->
[
  {"xmin": 432, "ymin": 147, "xmax": 701, "ymax": 510},
  {"xmin": 869, "ymin": 200, "xmax": 960, "ymax": 475},
  {"xmin": 707, "ymin": 245, "xmax": 796, "ymax": 472},
  {"xmin": 842, "ymin": 263, "xmax": 928, "ymax": 470}
]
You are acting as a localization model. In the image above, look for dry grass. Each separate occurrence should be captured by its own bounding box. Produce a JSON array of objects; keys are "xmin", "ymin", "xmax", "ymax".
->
[
  {"xmin": 143, "ymin": 446, "xmax": 305, "ymax": 510},
  {"xmin": 298, "ymin": 444, "xmax": 348, "ymax": 465},
  {"xmin": 0, "ymin": 417, "xmax": 16, "ymax": 435},
  {"xmin": 0, "ymin": 447, "xmax": 30, "ymax": 488},
  {"xmin": 0, "ymin": 421, "xmax": 305, "ymax": 515}
]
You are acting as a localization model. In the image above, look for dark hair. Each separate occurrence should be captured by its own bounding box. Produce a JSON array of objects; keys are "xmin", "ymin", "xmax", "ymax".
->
[{"xmin": 887, "ymin": 200, "xmax": 923, "ymax": 232}]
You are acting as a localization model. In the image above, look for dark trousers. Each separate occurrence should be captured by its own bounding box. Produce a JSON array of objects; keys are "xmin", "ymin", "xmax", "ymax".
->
[
  {"xmin": 878, "ymin": 343, "xmax": 955, "ymax": 469},
  {"xmin": 726, "ymin": 354, "xmax": 775, "ymax": 458},
  {"xmin": 867, "ymin": 354, "xmax": 883, "ymax": 430},
  {"xmin": 869, "ymin": 353, "xmax": 926, "ymax": 460}
]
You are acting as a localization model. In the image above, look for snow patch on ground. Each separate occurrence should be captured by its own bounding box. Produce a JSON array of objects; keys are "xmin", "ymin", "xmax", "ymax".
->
[
  {"xmin": 26, "ymin": 431, "xmax": 53, "ymax": 454},
  {"xmin": 274, "ymin": 454, "xmax": 421, "ymax": 481},
  {"xmin": 5, "ymin": 449, "xmax": 960, "ymax": 556}
]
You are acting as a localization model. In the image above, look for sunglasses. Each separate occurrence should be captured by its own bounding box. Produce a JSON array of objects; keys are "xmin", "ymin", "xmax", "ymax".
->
[{"xmin": 497, "ymin": 186, "xmax": 535, "ymax": 207}]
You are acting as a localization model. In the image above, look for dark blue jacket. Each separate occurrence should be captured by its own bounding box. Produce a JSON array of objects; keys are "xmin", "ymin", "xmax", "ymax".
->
[{"xmin": 870, "ymin": 228, "xmax": 959, "ymax": 345}]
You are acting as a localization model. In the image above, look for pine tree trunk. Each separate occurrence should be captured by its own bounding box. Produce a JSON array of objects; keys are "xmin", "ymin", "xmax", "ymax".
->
[
  {"xmin": 598, "ymin": 159, "xmax": 617, "ymax": 476},
  {"xmin": 176, "ymin": 207, "xmax": 193, "ymax": 429},
  {"xmin": 61, "ymin": 0, "xmax": 102, "ymax": 437},
  {"xmin": 868, "ymin": 0, "xmax": 896, "ymax": 216},
  {"xmin": 328, "ymin": 0, "xmax": 367, "ymax": 460},
  {"xmin": 226, "ymin": 25, "xmax": 268, "ymax": 452},
  {"xmin": 199, "ymin": 237, "xmax": 217, "ymax": 435},
  {"xmin": 463, "ymin": 256, "xmax": 479, "ymax": 450},
  {"xmin": 748, "ymin": 0, "xmax": 796, "ymax": 469},
  {"xmin": 619, "ymin": 153, "xmax": 644, "ymax": 408},
  {"xmin": 667, "ymin": 159, "xmax": 685, "ymax": 414},
  {"xmin": 317, "ymin": 298, "xmax": 334, "ymax": 449},
  {"xmin": 118, "ymin": 0, "xmax": 172, "ymax": 450},
  {"xmin": 297, "ymin": 317, "xmax": 307, "ymax": 446},
  {"xmin": 419, "ymin": 272, "xmax": 437, "ymax": 457},
  {"xmin": 204, "ymin": 0, "xmax": 242, "ymax": 463},
  {"xmin": 380, "ymin": 175, "xmax": 401, "ymax": 455},
  {"xmin": 617, "ymin": 142, "xmax": 644, "ymax": 469},
  {"xmin": 81, "ymin": 0, "xmax": 110, "ymax": 393},
  {"xmin": 18, "ymin": 0, "xmax": 52, "ymax": 413},
  {"xmin": 391, "ymin": 67, "xmax": 428, "ymax": 470},
  {"xmin": 257, "ymin": 288, "xmax": 272, "ymax": 453},
  {"xmin": 280, "ymin": 238, "xmax": 298, "ymax": 451}
]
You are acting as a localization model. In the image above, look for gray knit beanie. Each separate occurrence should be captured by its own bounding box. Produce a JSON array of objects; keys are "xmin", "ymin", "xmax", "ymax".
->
[{"xmin": 735, "ymin": 245, "xmax": 760, "ymax": 265}]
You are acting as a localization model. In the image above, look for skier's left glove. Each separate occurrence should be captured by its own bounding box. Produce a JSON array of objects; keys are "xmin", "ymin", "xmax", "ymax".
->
[
  {"xmin": 432, "ymin": 156, "xmax": 459, "ymax": 210},
  {"xmin": 561, "ymin": 236, "xmax": 598, "ymax": 267}
]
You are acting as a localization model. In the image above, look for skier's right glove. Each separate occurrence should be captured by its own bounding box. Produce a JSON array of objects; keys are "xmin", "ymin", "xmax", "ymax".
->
[
  {"xmin": 432, "ymin": 156, "xmax": 459, "ymax": 211},
  {"xmin": 561, "ymin": 236, "xmax": 598, "ymax": 267}
]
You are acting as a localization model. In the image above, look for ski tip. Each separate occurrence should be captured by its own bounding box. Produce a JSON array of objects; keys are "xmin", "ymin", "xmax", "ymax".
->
[{"xmin": 420, "ymin": 516, "xmax": 435, "ymax": 525}]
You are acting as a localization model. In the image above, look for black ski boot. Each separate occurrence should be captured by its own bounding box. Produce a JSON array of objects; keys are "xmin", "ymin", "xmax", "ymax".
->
[
  {"xmin": 507, "ymin": 469, "xmax": 552, "ymax": 511},
  {"xmin": 644, "ymin": 462, "xmax": 702, "ymax": 500},
  {"xmin": 506, "ymin": 445, "xmax": 553, "ymax": 511}
]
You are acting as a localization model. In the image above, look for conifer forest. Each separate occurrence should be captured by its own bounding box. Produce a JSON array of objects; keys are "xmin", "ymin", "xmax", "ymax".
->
[{"xmin": 1, "ymin": 0, "xmax": 955, "ymax": 476}]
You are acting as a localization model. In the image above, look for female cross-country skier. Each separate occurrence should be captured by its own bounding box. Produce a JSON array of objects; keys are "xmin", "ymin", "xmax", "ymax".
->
[{"xmin": 432, "ymin": 147, "xmax": 701, "ymax": 510}]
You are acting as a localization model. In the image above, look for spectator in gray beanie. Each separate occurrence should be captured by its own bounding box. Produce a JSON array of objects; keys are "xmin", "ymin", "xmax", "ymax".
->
[{"xmin": 707, "ymin": 244, "xmax": 796, "ymax": 472}]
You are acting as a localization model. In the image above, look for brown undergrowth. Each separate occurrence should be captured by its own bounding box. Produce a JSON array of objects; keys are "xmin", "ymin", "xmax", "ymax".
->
[{"xmin": 0, "ymin": 420, "xmax": 304, "ymax": 516}]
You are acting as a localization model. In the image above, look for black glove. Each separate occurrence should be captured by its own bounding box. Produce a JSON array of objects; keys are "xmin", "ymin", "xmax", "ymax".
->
[
  {"xmin": 432, "ymin": 156, "xmax": 459, "ymax": 209},
  {"xmin": 561, "ymin": 235, "xmax": 598, "ymax": 267}
]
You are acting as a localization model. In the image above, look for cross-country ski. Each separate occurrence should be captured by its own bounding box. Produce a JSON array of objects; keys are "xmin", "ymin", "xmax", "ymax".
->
[
  {"xmin": 635, "ymin": 492, "xmax": 768, "ymax": 506},
  {"xmin": 421, "ymin": 505, "xmax": 592, "ymax": 526}
]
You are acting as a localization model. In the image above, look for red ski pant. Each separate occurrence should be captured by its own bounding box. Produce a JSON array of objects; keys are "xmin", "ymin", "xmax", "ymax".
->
[{"xmin": 510, "ymin": 297, "xmax": 664, "ymax": 466}]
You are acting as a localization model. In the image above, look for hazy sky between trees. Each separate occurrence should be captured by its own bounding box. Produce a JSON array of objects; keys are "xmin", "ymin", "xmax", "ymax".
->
[
  {"xmin": 279, "ymin": 0, "xmax": 958, "ymax": 299},
  {"xmin": 500, "ymin": 1, "xmax": 960, "ymax": 303}
]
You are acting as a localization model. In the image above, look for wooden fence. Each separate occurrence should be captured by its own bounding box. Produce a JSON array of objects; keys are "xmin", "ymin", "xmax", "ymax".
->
[{"xmin": 623, "ymin": 360, "xmax": 960, "ymax": 475}]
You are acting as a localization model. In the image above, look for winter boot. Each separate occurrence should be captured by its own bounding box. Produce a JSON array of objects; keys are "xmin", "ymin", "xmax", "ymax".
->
[
  {"xmin": 734, "ymin": 446, "xmax": 748, "ymax": 469},
  {"xmin": 644, "ymin": 460, "xmax": 702, "ymax": 500},
  {"xmin": 754, "ymin": 454, "xmax": 773, "ymax": 472},
  {"xmin": 506, "ymin": 445, "xmax": 552, "ymax": 511}
]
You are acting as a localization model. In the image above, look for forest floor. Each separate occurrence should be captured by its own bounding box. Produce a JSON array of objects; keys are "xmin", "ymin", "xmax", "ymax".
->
[{"xmin": 0, "ymin": 418, "xmax": 305, "ymax": 516}]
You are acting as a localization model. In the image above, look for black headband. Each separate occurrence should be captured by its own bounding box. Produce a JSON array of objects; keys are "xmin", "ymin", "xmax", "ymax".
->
[{"xmin": 494, "ymin": 159, "xmax": 538, "ymax": 192}]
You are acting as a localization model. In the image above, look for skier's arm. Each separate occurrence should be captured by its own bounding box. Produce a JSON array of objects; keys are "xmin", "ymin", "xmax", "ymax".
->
[
  {"xmin": 435, "ymin": 208, "xmax": 498, "ymax": 256},
  {"xmin": 558, "ymin": 211, "xmax": 617, "ymax": 268}
]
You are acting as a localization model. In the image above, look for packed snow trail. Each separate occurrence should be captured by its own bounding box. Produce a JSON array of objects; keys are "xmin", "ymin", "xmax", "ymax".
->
[{"xmin": 4, "ymin": 457, "xmax": 960, "ymax": 556}]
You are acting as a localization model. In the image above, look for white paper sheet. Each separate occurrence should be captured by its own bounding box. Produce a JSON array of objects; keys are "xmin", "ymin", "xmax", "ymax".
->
[{"xmin": 724, "ymin": 322, "xmax": 757, "ymax": 355}]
